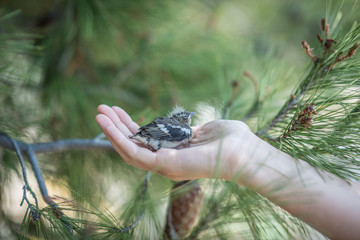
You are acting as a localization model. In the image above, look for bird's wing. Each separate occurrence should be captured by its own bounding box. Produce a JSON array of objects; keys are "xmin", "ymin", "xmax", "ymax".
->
[
  {"xmin": 137, "ymin": 117, "xmax": 172, "ymax": 139},
  {"xmin": 138, "ymin": 117, "xmax": 191, "ymax": 141},
  {"xmin": 154, "ymin": 117, "xmax": 191, "ymax": 141}
]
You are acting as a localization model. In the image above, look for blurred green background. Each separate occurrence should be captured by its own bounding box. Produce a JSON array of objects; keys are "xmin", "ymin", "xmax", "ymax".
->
[
  {"xmin": 1, "ymin": 0, "xmax": 358, "ymax": 135},
  {"xmin": 0, "ymin": 0, "xmax": 359, "ymax": 238}
]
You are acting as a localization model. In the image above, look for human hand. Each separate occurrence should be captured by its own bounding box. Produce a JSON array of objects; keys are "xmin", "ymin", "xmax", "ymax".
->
[
  {"xmin": 95, "ymin": 104, "xmax": 260, "ymax": 182},
  {"xmin": 96, "ymin": 104, "xmax": 360, "ymax": 239}
]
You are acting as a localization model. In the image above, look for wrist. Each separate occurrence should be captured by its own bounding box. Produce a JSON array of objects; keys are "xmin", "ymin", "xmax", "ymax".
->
[{"xmin": 226, "ymin": 133, "xmax": 297, "ymax": 192}]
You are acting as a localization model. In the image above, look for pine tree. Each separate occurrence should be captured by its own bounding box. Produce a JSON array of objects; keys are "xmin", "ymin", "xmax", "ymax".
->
[{"xmin": 1, "ymin": 1, "xmax": 360, "ymax": 239}]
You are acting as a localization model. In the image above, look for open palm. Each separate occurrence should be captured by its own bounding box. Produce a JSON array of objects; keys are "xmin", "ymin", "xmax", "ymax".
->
[{"xmin": 95, "ymin": 105, "xmax": 252, "ymax": 181}]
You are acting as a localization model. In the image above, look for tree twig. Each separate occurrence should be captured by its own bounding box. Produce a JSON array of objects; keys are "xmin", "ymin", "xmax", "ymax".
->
[
  {"xmin": 26, "ymin": 147, "xmax": 53, "ymax": 206},
  {"xmin": 257, "ymin": 40, "xmax": 358, "ymax": 138},
  {"xmin": 0, "ymin": 136, "xmax": 113, "ymax": 153},
  {"xmin": 257, "ymin": 19, "xmax": 336, "ymax": 138},
  {"xmin": 256, "ymin": 87, "xmax": 305, "ymax": 137},
  {"xmin": 108, "ymin": 171, "xmax": 151, "ymax": 233},
  {"xmin": 4, "ymin": 134, "xmax": 38, "ymax": 208},
  {"xmin": 0, "ymin": 132, "xmax": 76, "ymax": 236},
  {"xmin": 0, "ymin": 133, "xmax": 151, "ymax": 236}
]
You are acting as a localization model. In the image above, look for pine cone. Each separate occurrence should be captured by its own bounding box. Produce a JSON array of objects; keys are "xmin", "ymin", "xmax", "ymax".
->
[{"xmin": 164, "ymin": 180, "xmax": 203, "ymax": 239}]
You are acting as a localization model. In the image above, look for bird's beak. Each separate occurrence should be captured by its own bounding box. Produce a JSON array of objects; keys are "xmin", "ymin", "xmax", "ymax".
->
[{"xmin": 189, "ymin": 112, "xmax": 195, "ymax": 119}]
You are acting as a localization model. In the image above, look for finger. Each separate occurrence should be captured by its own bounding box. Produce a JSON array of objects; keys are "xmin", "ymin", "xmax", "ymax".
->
[
  {"xmin": 97, "ymin": 104, "xmax": 122, "ymax": 126},
  {"xmin": 96, "ymin": 113, "xmax": 141, "ymax": 162},
  {"xmin": 190, "ymin": 130, "xmax": 213, "ymax": 144},
  {"xmin": 191, "ymin": 126, "xmax": 200, "ymax": 132},
  {"xmin": 97, "ymin": 112, "xmax": 160, "ymax": 171},
  {"xmin": 189, "ymin": 128, "xmax": 201, "ymax": 144},
  {"xmin": 95, "ymin": 113, "xmax": 115, "ymax": 129},
  {"xmin": 97, "ymin": 105, "xmax": 133, "ymax": 136},
  {"xmin": 191, "ymin": 121, "xmax": 225, "ymax": 144},
  {"xmin": 112, "ymin": 106, "xmax": 140, "ymax": 134},
  {"xmin": 96, "ymin": 114, "xmax": 131, "ymax": 158},
  {"xmin": 104, "ymin": 125, "xmax": 158, "ymax": 171},
  {"xmin": 96, "ymin": 114, "xmax": 133, "ymax": 140}
]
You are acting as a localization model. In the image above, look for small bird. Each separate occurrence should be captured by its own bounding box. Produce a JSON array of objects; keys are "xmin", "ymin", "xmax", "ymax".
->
[{"xmin": 129, "ymin": 106, "xmax": 195, "ymax": 151}]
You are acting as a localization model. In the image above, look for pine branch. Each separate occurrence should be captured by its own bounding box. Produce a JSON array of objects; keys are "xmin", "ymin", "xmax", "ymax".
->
[
  {"xmin": 0, "ymin": 135, "xmax": 113, "ymax": 154},
  {"xmin": 0, "ymin": 133, "xmax": 113, "ymax": 206},
  {"xmin": 259, "ymin": 23, "xmax": 360, "ymax": 179},
  {"xmin": 256, "ymin": 66, "xmax": 316, "ymax": 137},
  {"xmin": 188, "ymin": 181, "xmax": 306, "ymax": 239},
  {"xmin": 257, "ymin": 19, "xmax": 359, "ymax": 139},
  {"xmin": 0, "ymin": 132, "xmax": 76, "ymax": 237},
  {"xmin": 0, "ymin": 132, "xmax": 151, "ymax": 237},
  {"xmin": 6, "ymin": 134, "xmax": 39, "ymax": 208}
]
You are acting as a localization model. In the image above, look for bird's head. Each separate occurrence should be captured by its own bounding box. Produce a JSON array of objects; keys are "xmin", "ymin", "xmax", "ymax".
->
[{"xmin": 168, "ymin": 106, "xmax": 195, "ymax": 126}]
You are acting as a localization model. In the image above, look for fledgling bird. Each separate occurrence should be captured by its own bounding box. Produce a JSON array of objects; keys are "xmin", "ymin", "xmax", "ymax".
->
[{"xmin": 129, "ymin": 106, "xmax": 195, "ymax": 151}]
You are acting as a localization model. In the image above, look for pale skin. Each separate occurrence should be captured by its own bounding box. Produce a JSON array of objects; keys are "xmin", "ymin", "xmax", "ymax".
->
[{"xmin": 96, "ymin": 104, "xmax": 360, "ymax": 240}]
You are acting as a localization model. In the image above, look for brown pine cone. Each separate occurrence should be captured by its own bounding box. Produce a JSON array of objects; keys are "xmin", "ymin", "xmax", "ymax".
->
[{"xmin": 164, "ymin": 180, "xmax": 204, "ymax": 239}]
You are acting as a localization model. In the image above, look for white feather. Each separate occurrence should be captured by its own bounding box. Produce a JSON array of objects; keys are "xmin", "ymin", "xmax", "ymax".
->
[{"xmin": 193, "ymin": 102, "xmax": 220, "ymax": 126}]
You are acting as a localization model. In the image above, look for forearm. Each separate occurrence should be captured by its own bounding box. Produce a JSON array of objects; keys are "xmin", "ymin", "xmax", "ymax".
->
[{"xmin": 231, "ymin": 134, "xmax": 360, "ymax": 239}]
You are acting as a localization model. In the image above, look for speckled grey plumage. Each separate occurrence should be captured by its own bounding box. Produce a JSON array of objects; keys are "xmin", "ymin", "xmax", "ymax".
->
[{"xmin": 129, "ymin": 107, "xmax": 194, "ymax": 151}]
